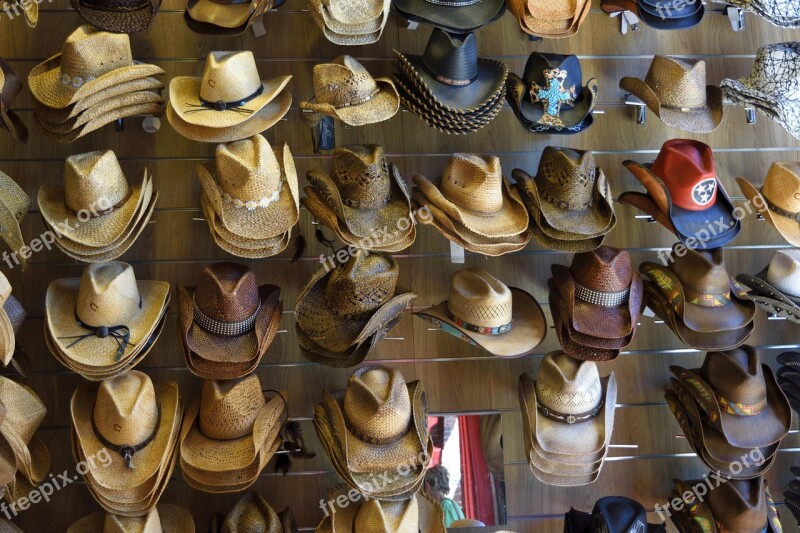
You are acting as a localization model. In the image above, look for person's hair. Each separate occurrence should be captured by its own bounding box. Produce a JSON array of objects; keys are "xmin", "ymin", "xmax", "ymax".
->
[{"xmin": 424, "ymin": 465, "xmax": 450, "ymax": 501}]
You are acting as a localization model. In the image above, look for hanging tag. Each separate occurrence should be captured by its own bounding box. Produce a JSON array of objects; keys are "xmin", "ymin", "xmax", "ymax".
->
[
  {"xmin": 251, "ymin": 16, "xmax": 266, "ymax": 37},
  {"xmin": 642, "ymin": 306, "xmax": 655, "ymax": 318},
  {"xmin": 623, "ymin": 10, "xmax": 640, "ymax": 31},
  {"xmin": 528, "ymin": 35, "xmax": 542, "ymax": 41},
  {"xmin": 450, "ymin": 242, "xmax": 465, "ymax": 264},
  {"xmin": 405, "ymin": 19, "xmax": 419, "ymax": 29},
  {"xmin": 609, "ymin": 10, "xmax": 638, "ymax": 34},
  {"xmin": 726, "ymin": 6, "xmax": 745, "ymax": 31},
  {"xmin": 317, "ymin": 116, "xmax": 335, "ymax": 152}
]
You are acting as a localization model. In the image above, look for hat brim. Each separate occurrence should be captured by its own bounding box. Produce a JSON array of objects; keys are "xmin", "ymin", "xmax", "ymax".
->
[
  {"xmin": 315, "ymin": 0, "xmax": 386, "ymax": 33},
  {"xmin": 0, "ymin": 108, "xmax": 28, "ymax": 144},
  {"xmin": 300, "ymin": 77, "xmax": 398, "ymax": 126},
  {"xmin": 38, "ymin": 101, "xmax": 165, "ymax": 143},
  {"xmin": 737, "ymin": 176, "xmax": 800, "ymax": 247},
  {"xmin": 199, "ymin": 194, "xmax": 291, "ymax": 258},
  {"xmin": 186, "ymin": 0, "xmax": 251, "ymax": 28},
  {"xmin": 392, "ymin": 0, "xmax": 505, "ymax": 31},
  {"xmin": 736, "ymin": 269, "xmax": 800, "ymax": 314},
  {"xmin": 72, "ymin": 0, "xmax": 159, "ymax": 33},
  {"xmin": 34, "ymin": 90, "xmax": 163, "ymax": 134},
  {"xmin": 39, "ymin": 77, "xmax": 164, "ymax": 124},
  {"xmin": 414, "ymin": 287, "xmax": 546, "ymax": 357},
  {"xmin": 619, "ymin": 77, "xmax": 723, "ymax": 133},
  {"xmin": 391, "ymin": 73, "xmax": 505, "ymax": 122}
]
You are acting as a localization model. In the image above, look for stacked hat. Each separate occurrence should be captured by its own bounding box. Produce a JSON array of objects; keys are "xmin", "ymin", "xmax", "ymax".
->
[
  {"xmin": 0, "ymin": 377, "xmax": 51, "ymax": 497},
  {"xmin": 45, "ymin": 262, "xmax": 170, "ymax": 380},
  {"xmin": 72, "ymin": 0, "xmax": 161, "ymax": 32},
  {"xmin": 565, "ymin": 497, "xmax": 666, "ymax": 533},
  {"xmin": 737, "ymin": 161, "xmax": 800, "ymax": 247},
  {"xmin": 637, "ymin": 0, "xmax": 704, "ymax": 29},
  {"xmin": 507, "ymin": 0, "xmax": 591, "ymax": 38},
  {"xmin": 736, "ymin": 249, "xmax": 800, "ymax": 324},
  {"xmin": 549, "ymin": 247, "xmax": 644, "ymax": 361},
  {"xmin": 0, "ymin": 171, "xmax": 29, "ymax": 271},
  {"xmin": 507, "ymin": 53, "xmax": 597, "ymax": 134},
  {"xmin": 179, "ymin": 375, "xmax": 287, "ymax": 493},
  {"xmin": 301, "ymin": 55, "xmax": 398, "ymax": 131},
  {"xmin": 308, "ymin": 0, "xmax": 391, "ymax": 45},
  {"xmin": 314, "ymin": 366, "xmax": 433, "ymax": 500},
  {"xmin": 0, "ymin": 271, "xmax": 24, "ymax": 370},
  {"xmin": 302, "ymin": 145, "xmax": 416, "ymax": 253},
  {"xmin": 640, "ymin": 245, "xmax": 755, "ymax": 350},
  {"xmin": 294, "ymin": 250, "xmax": 416, "ymax": 367},
  {"xmin": 722, "ymin": 42, "xmax": 800, "ymax": 141},
  {"xmin": 619, "ymin": 139, "xmax": 740, "ymax": 249},
  {"xmin": 67, "ymin": 504, "xmax": 195, "ymax": 533},
  {"xmin": 776, "ymin": 351, "xmax": 800, "ymax": 416},
  {"xmin": 518, "ymin": 353, "xmax": 617, "ymax": 487},
  {"xmin": 211, "ymin": 492, "xmax": 296, "ymax": 532},
  {"xmin": 197, "ymin": 135, "xmax": 299, "ymax": 258},
  {"xmin": 38, "ymin": 151, "xmax": 158, "ymax": 263},
  {"xmin": 71, "ymin": 371, "xmax": 182, "ymax": 516},
  {"xmin": 411, "ymin": 154, "xmax": 531, "ymax": 255},
  {"xmin": 393, "ymin": 0, "xmax": 505, "ymax": 32},
  {"xmin": 619, "ymin": 56, "xmax": 723, "ymax": 133},
  {"xmin": 0, "ymin": 60, "xmax": 27, "ymax": 143},
  {"xmin": 28, "ymin": 25, "xmax": 165, "ymax": 143},
  {"xmin": 668, "ymin": 477, "xmax": 782, "ymax": 533},
  {"xmin": 177, "ymin": 263, "xmax": 283, "ymax": 380},
  {"xmin": 392, "ymin": 30, "xmax": 507, "ymax": 135},
  {"xmin": 514, "ymin": 148, "xmax": 615, "ymax": 252},
  {"xmin": 666, "ymin": 346, "xmax": 789, "ymax": 479},
  {"xmin": 415, "ymin": 268, "xmax": 546, "ymax": 357},
  {"xmin": 316, "ymin": 484, "xmax": 445, "ymax": 532},
  {"xmin": 168, "ymin": 51, "xmax": 292, "ymax": 143},
  {"xmin": 722, "ymin": 0, "xmax": 799, "ymax": 27},
  {"xmin": 184, "ymin": 0, "xmax": 281, "ymax": 34}
]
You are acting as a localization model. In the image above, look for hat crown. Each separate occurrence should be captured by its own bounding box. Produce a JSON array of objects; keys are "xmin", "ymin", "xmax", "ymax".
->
[
  {"xmin": 344, "ymin": 366, "xmax": 413, "ymax": 443},
  {"xmin": 331, "ymin": 144, "xmax": 391, "ymax": 208},
  {"xmin": 651, "ymin": 139, "xmax": 718, "ymax": 211},
  {"xmin": 64, "ymin": 150, "xmax": 131, "ymax": 214},
  {"xmin": 0, "ymin": 377, "xmax": 46, "ymax": 444},
  {"xmin": 421, "ymin": 29, "xmax": 478, "ymax": 84},
  {"xmin": 222, "ymin": 492, "xmax": 282, "ymax": 533},
  {"xmin": 199, "ymin": 51, "xmax": 262, "ymax": 105},
  {"xmin": 707, "ymin": 478, "xmax": 768, "ymax": 532},
  {"xmin": 215, "ymin": 135, "xmax": 282, "ymax": 204},
  {"xmin": 442, "ymin": 154, "xmax": 504, "ymax": 213},
  {"xmin": 92, "ymin": 371, "xmax": 158, "ymax": 448},
  {"xmin": 76, "ymin": 262, "xmax": 142, "ymax": 328},
  {"xmin": 103, "ymin": 507, "xmax": 162, "ymax": 533},
  {"xmin": 199, "ymin": 375, "xmax": 266, "ymax": 441},
  {"xmin": 644, "ymin": 56, "xmax": 708, "ymax": 108},
  {"xmin": 354, "ymin": 498, "xmax": 418, "ymax": 533},
  {"xmin": 59, "ymin": 25, "xmax": 133, "ymax": 82},
  {"xmin": 767, "ymin": 249, "xmax": 800, "ymax": 297},
  {"xmin": 324, "ymin": 250, "xmax": 398, "ymax": 316},
  {"xmin": 535, "ymin": 147, "xmax": 598, "ymax": 210},
  {"xmin": 746, "ymin": 42, "xmax": 800, "ymax": 97},
  {"xmin": 571, "ymin": 247, "xmax": 633, "ymax": 292},
  {"xmin": 760, "ymin": 161, "xmax": 800, "ymax": 213},
  {"xmin": 700, "ymin": 347, "xmax": 767, "ymax": 406},
  {"xmin": 535, "ymin": 353, "xmax": 603, "ymax": 415},
  {"xmin": 446, "ymin": 268, "xmax": 513, "ymax": 328},
  {"xmin": 591, "ymin": 497, "xmax": 648, "ymax": 533},
  {"xmin": 523, "ymin": 53, "xmax": 584, "ymax": 103},
  {"xmin": 314, "ymin": 56, "xmax": 379, "ymax": 108},
  {"xmin": 670, "ymin": 247, "xmax": 732, "ymax": 301},
  {"xmin": 194, "ymin": 263, "xmax": 261, "ymax": 323}
]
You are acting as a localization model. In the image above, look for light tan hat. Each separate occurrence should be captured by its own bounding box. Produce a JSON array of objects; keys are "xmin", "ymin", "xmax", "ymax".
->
[
  {"xmin": 221, "ymin": 492, "xmax": 297, "ymax": 533},
  {"xmin": 197, "ymin": 135, "xmax": 299, "ymax": 241},
  {"xmin": 0, "ymin": 377, "xmax": 51, "ymax": 486},
  {"xmin": 737, "ymin": 161, "xmax": 800, "ymax": 247},
  {"xmin": 199, "ymin": 194, "xmax": 291, "ymax": 258},
  {"xmin": 66, "ymin": 504, "xmax": 195, "ymax": 533},
  {"xmin": 34, "ymin": 90, "xmax": 163, "ymax": 134},
  {"xmin": 309, "ymin": 0, "xmax": 391, "ymax": 46},
  {"xmin": 0, "ymin": 172, "xmax": 29, "ymax": 272},
  {"xmin": 28, "ymin": 25, "xmax": 164, "ymax": 110}
]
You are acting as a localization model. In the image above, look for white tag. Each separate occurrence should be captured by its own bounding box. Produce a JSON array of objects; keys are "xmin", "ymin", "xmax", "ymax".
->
[
  {"xmin": 642, "ymin": 306, "xmax": 655, "ymax": 318},
  {"xmin": 450, "ymin": 242, "xmax": 465, "ymax": 264},
  {"xmin": 405, "ymin": 20, "xmax": 419, "ymax": 29},
  {"xmin": 251, "ymin": 16, "xmax": 266, "ymax": 37},
  {"xmin": 623, "ymin": 10, "xmax": 640, "ymax": 31},
  {"xmin": 726, "ymin": 6, "xmax": 745, "ymax": 31},
  {"xmin": 610, "ymin": 10, "xmax": 638, "ymax": 34}
]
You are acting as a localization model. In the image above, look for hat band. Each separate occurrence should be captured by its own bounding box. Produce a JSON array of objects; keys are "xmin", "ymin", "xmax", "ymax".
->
[
  {"xmin": 60, "ymin": 72, "xmax": 97, "ymax": 89},
  {"xmin": 714, "ymin": 391, "xmax": 767, "ymax": 416},
  {"xmin": 446, "ymin": 309, "xmax": 512, "ymax": 335},
  {"xmin": 57, "ymin": 304, "xmax": 140, "ymax": 362},
  {"xmin": 421, "ymin": 57, "xmax": 475, "ymax": 87},
  {"xmin": 423, "ymin": 0, "xmax": 481, "ymax": 5},
  {"xmin": 537, "ymin": 397, "xmax": 603, "ymax": 425},
  {"xmin": 334, "ymin": 86, "xmax": 381, "ymax": 109},
  {"xmin": 90, "ymin": 401, "xmax": 161, "ymax": 469},
  {"xmin": 80, "ymin": 0, "xmax": 153, "ymax": 11},
  {"xmin": 344, "ymin": 415, "xmax": 413, "ymax": 445},
  {"xmin": 683, "ymin": 286, "xmax": 730, "ymax": 307},
  {"xmin": 221, "ymin": 181, "xmax": 283, "ymax": 211},
  {"xmin": 575, "ymin": 283, "xmax": 629, "ymax": 307},
  {"xmin": 185, "ymin": 84, "xmax": 265, "ymax": 115},
  {"xmin": 765, "ymin": 197, "xmax": 800, "ymax": 222},
  {"xmin": 68, "ymin": 186, "xmax": 133, "ymax": 219},
  {"xmin": 192, "ymin": 294, "xmax": 261, "ymax": 336}
]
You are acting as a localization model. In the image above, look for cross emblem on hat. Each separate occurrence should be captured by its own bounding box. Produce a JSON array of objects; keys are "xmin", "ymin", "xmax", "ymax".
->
[{"xmin": 529, "ymin": 68, "xmax": 577, "ymax": 128}]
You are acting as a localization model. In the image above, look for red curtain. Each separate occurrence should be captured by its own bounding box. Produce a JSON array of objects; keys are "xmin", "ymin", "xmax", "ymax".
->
[{"xmin": 458, "ymin": 415, "xmax": 495, "ymax": 525}]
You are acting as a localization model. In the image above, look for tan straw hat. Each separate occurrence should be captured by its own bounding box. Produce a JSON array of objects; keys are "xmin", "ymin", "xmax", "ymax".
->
[
  {"xmin": 619, "ymin": 56, "xmax": 723, "ymax": 133},
  {"xmin": 0, "ymin": 377, "xmax": 51, "ymax": 486},
  {"xmin": 197, "ymin": 135, "xmax": 299, "ymax": 241},
  {"xmin": 221, "ymin": 491, "xmax": 297, "ymax": 533},
  {"xmin": 416, "ymin": 268, "xmax": 546, "ymax": 357},
  {"xmin": 0, "ymin": 171, "xmax": 30, "ymax": 271},
  {"xmin": 737, "ymin": 161, "xmax": 800, "ymax": 247},
  {"xmin": 66, "ymin": 504, "xmax": 195, "ymax": 533},
  {"xmin": 34, "ymin": 90, "xmax": 163, "ymax": 134},
  {"xmin": 28, "ymin": 25, "xmax": 164, "ymax": 110}
]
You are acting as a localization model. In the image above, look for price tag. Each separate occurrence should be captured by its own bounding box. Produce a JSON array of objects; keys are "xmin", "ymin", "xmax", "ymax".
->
[
  {"xmin": 317, "ymin": 116, "xmax": 335, "ymax": 151},
  {"xmin": 450, "ymin": 242, "xmax": 465, "ymax": 264},
  {"xmin": 251, "ymin": 16, "xmax": 266, "ymax": 37}
]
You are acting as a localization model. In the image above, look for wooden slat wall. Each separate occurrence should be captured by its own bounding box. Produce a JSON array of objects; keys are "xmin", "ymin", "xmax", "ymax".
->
[{"xmin": 2, "ymin": 2, "xmax": 800, "ymax": 531}]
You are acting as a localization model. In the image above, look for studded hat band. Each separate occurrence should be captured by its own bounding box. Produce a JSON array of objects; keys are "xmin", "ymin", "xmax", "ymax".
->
[
  {"xmin": 537, "ymin": 397, "xmax": 604, "ymax": 425},
  {"xmin": 334, "ymin": 87, "xmax": 381, "ymax": 110},
  {"xmin": 575, "ymin": 282, "xmax": 630, "ymax": 307},
  {"xmin": 192, "ymin": 294, "xmax": 261, "ymax": 336},
  {"xmin": 766, "ymin": 197, "xmax": 800, "ymax": 222}
]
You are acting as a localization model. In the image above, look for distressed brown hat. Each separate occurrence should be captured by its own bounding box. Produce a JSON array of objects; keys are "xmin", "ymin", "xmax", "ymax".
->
[{"xmin": 0, "ymin": 60, "xmax": 28, "ymax": 143}]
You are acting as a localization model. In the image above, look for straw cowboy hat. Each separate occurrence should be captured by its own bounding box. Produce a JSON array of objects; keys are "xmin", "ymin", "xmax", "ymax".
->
[
  {"xmin": 28, "ymin": 25, "xmax": 164, "ymax": 110},
  {"xmin": 316, "ymin": 484, "xmax": 445, "ymax": 532},
  {"xmin": 67, "ymin": 504, "xmax": 195, "ymax": 533},
  {"xmin": 184, "ymin": 0, "xmax": 278, "ymax": 35},
  {"xmin": 199, "ymin": 195, "xmax": 291, "ymax": 259},
  {"xmin": 295, "ymin": 250, "xmax": 416, "ymax": 356},
  {"xmin": 71, "ymin": 0, "xmax": 162, "ymax": 33},
  {"xmin": 0, "ymin": 377, "xmax": 51, "ymax": 486},
  {"xmin": 197, "ymin": 135, "xmax": 299, "ymax": 241},
  {"xmin": 46, "ymin": 262, "xmax": 170, "ymax": 370},
  {"xmin": 392, "ymin": 0, "xmax": 505, "ymax": 32},
  {"xmin": 302, "ymin": 145, "xmax": 415, "ymax": 252},
  {"xmin": 510, "ymin": 0, "xmax": 591, "ymax": 38},
  {"xmin": 0, "ymin": 60, "xmax": 28, "ymax": 143},
  {"xmin": 300, "ymin": 56, "xmax": 399, "ymax": 127},
  {"xmin": 737, "ymin": 161, "xmax": 800, "ymax": 247},
  {"xmin": 308, "ymin": 0, "xmax": 391, "ymax": 46},
  {"xmin": 671, "ymin": 346, "xmax": 791, "ymax": 449},
  {"xmin": 415, "ymin": 268, "xmax": 546, "ymax": 357},
  {"xmin": 514, "ymin": 148, "xmax": 615, "ymax": 252},
  {"xmin": 0, "ymin": 172, "xmax": 29, "ymax": 272},
  {"xmin": 218, "ymin": 492, "xmax": 296, "ymax": 533},
  {"xmin": 176, "ymin": 263, "xmax": 283, "ymax": 380},
  {"xmin": 620, "ymin": 56, "xmax": 723, "ymax": 133},
  {"xmin": 737, "ymin": 249, "xmax": 800, "ymax": 323},
  {"xmin": 565, "ymin": 497, "xmax": 667, "ymax": 533}
]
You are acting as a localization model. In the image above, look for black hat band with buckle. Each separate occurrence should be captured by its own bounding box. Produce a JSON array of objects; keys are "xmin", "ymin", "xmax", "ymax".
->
[
  {"xmin": 537, "ymin": 397, "xmax": 604, "ymax": 425},
  {"xmin": 58, "ymin": 298, "xmax": 142, "ymax": 361},
  {"xmin": 91, "ymin": 401, "xmax": 162, "ymax": 469}
]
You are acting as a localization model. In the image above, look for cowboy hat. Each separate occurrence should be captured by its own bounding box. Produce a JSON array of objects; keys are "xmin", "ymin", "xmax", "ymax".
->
[
  {"xmin": 509, "ymin": 0, "xmax": 591, "ymax": 38},
  {"xmin": 219, "ymin": 492, "xmax": 296, "ymax": 533},
  {"xmin": 737, "ymin": 161, "xmax": 800, "ymax": 247},
  {"xmin": 66, "ymin": 504, "xmax": 195, "ymax": 533},
  {"xmin": 71, "ymin": 0, "xmax": 161, "ymax": 33},
  {"xmin": 34, "ymin": 90, "xmax": 162, "ymax": 134},
  {"xmin": 294, "ymin": 250, "xmax": 416, "ymax": 355},
  {"xmin": 637, "ymin": 0, "xmax": 704, "ymax": 29},
  {"xmin": 0, "ymin": 377, "xmax": 50, "ymax": 486},
  {"xmin": 392, "ymin": 0, "xmax": 505, "ymax": 32},
  {"xmin": 0, "ymin": 171, "xmax": 29, "ymax": 272},
  {"xmin": 0, "ymin": 60, "xmax": 28, "ymax": 143},
  {"xmin": 415, "ymin": 268, "xmax": 546, "ymax": 357},
  {"xmin": 184, "ymin": 0, "xmax": 278, "ymax": 35},
  {"xmin": 736, "ymin": 249, "xmax": 800, "ymax": 323},
  {"xmin": 309, "ymin": 0, "xmax": 391, "ymax": 46},
  {"xmin": 725, "ymin": 0, "xmax": 800, "ymax": 27},
  {"xmin": 620, "ymin": 56, "xmax": 723, "ymax": 133},
  {"xmin": 565, "ymin": 497, "xmax": 666, "ymax": 533}
]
